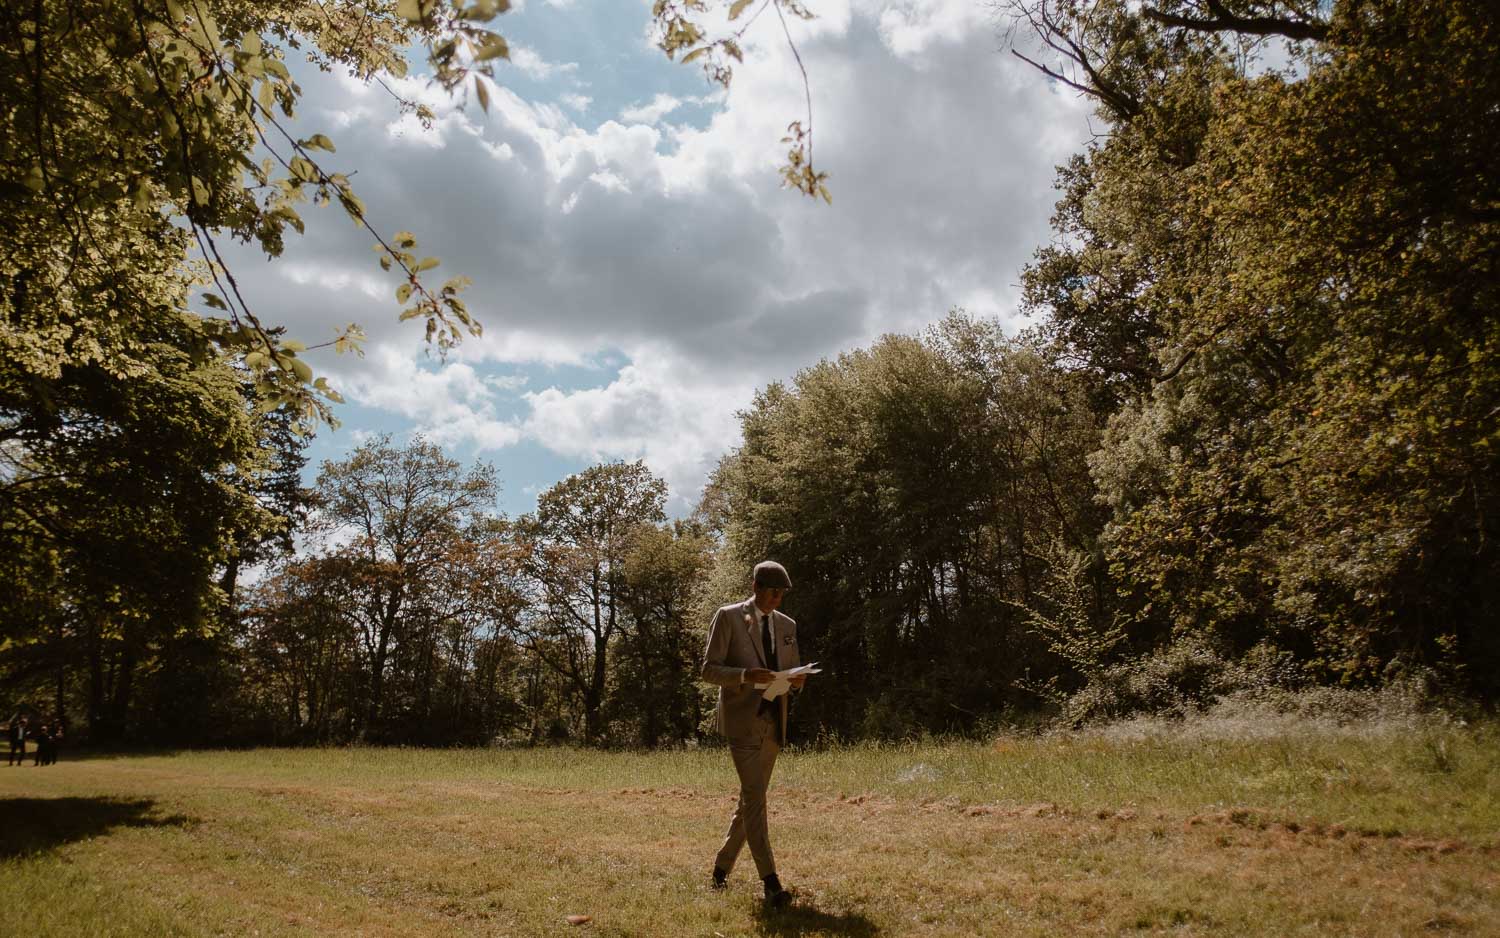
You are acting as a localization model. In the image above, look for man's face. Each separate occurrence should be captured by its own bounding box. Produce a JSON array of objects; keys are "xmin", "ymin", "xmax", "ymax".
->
[{"xmin": 753, "ymin": 585, "xmax": 787, "ymax": 613}]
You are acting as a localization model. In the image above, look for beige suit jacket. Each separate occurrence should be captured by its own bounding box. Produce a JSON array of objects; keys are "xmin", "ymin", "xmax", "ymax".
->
[{"xmin": 701, "ymin": 598, "xmax": 801, "ymax": 740}]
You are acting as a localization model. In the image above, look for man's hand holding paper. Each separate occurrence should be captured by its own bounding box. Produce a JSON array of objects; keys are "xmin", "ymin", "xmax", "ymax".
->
[{"xmin": 757, "ymin": 662, "xmax": 821, "ymax": 700}]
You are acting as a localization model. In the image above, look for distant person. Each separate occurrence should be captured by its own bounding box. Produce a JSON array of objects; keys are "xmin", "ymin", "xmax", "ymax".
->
[
  {"xmin": 32, "ymin": 724, "xmax": 49, "ymax": 766},
  {"xmin": 700, "ymin": 560, "xmax": 805, "ymax": 908},
  {"xmin": 7, "ymin": 716, "xmax": 26, "ymax": 766},
  {"xmin": 37, "ymin": 722, "xmax": 61, "ymax": 766}
]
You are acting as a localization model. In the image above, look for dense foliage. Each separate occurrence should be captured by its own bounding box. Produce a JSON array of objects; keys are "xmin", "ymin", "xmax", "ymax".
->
[
  {"xmin": 703, "ymin": 0, "xmax": 1498, "ymax": 736},
  {"xmin": 704, "ymin": 317, "xmax": 1105, "ymax": 736},
  {"xmin": 1016, "ymin": 0, "xmax": 1499, "ymax": 695},
  {"xmin": 0, "ymin": 0, "xmax": 513, "ymax": 743}
]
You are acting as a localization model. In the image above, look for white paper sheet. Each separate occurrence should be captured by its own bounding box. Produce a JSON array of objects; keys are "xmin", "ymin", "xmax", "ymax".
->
[{"xmin": 754, "ymin": 662, "xmax": 822, "ymax": 700}]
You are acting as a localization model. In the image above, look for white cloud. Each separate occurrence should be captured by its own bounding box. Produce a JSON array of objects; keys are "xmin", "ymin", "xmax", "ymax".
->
[
  {"xmin": 277, "ymin": 263, "xmax": 387, "ymax": 301},
  {"xmin": 326, "ymin": 341, "xmax": 743, "ymax": 511},
  {"xmin": 520, "ymin": 347, "xmax": 750, "ymax": 509},
  {"xmin": 485, "ymin": 373, "xmax": 531, "ymax": 392},
  {"xmin": 876, "ymin": 0, "xmax": 990, "ymax": 60},
  {"xmin": 509, "ymin": 45, "xmax": 580, "ymax": 80},
  {"xmin": 219, "ymin": 0, "xmax": 1092, "ymax": 512},
  {"xmin": 620, "ymin": 93, "xmax": 682, "ymax": 124},
  {"xmin": 335, "ymin": 345, "xmax": 524, "ymax": 451}
]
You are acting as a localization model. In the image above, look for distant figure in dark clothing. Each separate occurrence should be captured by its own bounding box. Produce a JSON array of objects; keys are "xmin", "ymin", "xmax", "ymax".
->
[
  {"xmin": 33, "ymin": 723, "xmax": 61, "ymax": 766},
  {"xmin": 6, "ymin": 716, "xmax": 26, "ymax": 766}
]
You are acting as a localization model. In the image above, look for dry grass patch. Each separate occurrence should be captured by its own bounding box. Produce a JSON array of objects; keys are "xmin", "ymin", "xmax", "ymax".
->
[{"xmin": 2, "ymin": 723, "xmax": 1496, "ymax": 936}]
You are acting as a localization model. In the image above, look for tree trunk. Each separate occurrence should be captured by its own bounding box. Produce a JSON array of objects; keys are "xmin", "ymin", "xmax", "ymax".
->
[
  {"xmin": 87, "ymin": 615, "xmax": 105, "ymax": 740},
  {"xmin": 364, "ymin": 588, "xmax": 402, "ymax": 740}
]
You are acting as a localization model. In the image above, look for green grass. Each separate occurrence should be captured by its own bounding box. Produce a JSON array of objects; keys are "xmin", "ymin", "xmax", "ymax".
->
[{"xmin": 2, "ymin": 719, "xmax": 1497, "ymax": 936}]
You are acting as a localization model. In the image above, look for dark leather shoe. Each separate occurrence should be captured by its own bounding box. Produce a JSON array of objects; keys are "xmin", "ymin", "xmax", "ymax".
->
[
  {"xmin": 763, "ymin": 873, "xmax": 792, "ymax": 908},
  {"xmin": 711, "ymin": 867, "xmax": 728, "ymax": 890}
]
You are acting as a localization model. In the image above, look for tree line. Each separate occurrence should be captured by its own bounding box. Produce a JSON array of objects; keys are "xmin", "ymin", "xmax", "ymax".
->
[
  {"xmin": 237, "ymin": 444, "xmax": 712, "ymax": 747},
  {"xmin": 0, "ymin": 318, "xmax": 1106, "ymax": 747},
  {"xmin": 3, "ymin": 0, "xmax": 1496, "ymax": 744}
]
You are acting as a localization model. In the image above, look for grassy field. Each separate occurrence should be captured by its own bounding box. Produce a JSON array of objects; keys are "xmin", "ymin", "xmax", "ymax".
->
[{"xmin": 1, "ymin": 717, "xmax": 1497, "ymax": 937}]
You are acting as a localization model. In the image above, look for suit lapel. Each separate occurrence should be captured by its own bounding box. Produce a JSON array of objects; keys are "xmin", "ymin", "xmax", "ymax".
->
[{"xmin": 742, "ymin": 600, "xmax": 766, "ymax": 668}]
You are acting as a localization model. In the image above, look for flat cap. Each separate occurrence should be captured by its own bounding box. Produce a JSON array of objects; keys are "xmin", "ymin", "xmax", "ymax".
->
[{"xmin": 752, "ymin": 560, "xmax": 792, "ymax": 589}]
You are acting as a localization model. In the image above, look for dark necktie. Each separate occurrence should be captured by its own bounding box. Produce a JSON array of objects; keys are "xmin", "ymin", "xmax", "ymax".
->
[
  {"xmin": 759, "ymin": 614, "xmax": 783, "ymax": 742},
  {"xmin": 761, "ymin": 614, "xmax": 778, "ymax": 671}
]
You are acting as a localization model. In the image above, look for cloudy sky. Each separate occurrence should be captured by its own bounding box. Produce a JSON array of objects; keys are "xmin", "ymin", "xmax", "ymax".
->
[{"xmin": 229, "ymin": 0, "xmax": 1092, "ymax": 516}]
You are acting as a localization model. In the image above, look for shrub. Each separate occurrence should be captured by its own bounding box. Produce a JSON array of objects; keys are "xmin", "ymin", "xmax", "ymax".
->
[{"xmin": 1060, "ymin": 637, "xmax": 1456, "ymax": 734}]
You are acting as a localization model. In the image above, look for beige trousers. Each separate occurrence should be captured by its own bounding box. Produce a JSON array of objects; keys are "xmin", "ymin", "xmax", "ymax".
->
[{"xmin": 714, "ymin": 717, "xmax": 781, "ymax": 878}]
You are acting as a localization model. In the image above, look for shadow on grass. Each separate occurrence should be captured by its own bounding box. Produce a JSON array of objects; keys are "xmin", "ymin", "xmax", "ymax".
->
[
  {"xmin": 0, "ymin": 797, "xmax": 193, "ymax": 859},
  {"xmin": 754, "ymin": 898, "xmax": 881, "ymax": 937}
]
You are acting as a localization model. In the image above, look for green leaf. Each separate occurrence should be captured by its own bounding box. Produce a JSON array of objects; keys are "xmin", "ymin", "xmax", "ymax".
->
[
  {"xmin": 397, "ymin": 283, "xmax": 414, "ymax": 303},
  {"xmin": 338, "ymin": 190, "xmax": 366, "ymax": 223},
  {"xmin": 729, "ymin": 0, "xmax": 754, "ymax": 21},
  {"xmin": 396, "ymin": 0, "xmax": 425, "ymax": 23},
  {"xmin": 475, "ymin": 32, "xmax": 509, "ymax": 62},
  {"xmin": 202, "ymin": 293, "xmax": 228, "ymax": 311},
  {"xmin": 289, "ymin": 157, "xmax": 319, "ymax": 182},
  {"xmin": 464, "ymin": 0, "xmax": 509, "ymax": 18},
  {"xmin": 304, "ymin": 134, "xmax": 337, "ymax": 153},
  {"xmin": 475, "ymin": 77, "xmax": 491, "ymax": 114},
  {"xmin": 415, "ymin": 256, "xmax": 441, "ymax": 272}
]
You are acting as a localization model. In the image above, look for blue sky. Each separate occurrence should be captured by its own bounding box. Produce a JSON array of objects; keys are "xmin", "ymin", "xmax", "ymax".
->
[{"xmin": 223, "ymin": 0, "xmax": 1092, "ymax": 518}]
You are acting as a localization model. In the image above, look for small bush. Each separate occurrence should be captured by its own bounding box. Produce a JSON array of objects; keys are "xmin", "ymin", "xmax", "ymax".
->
[
  {"xmin": 858, "ymin": 693, "xmax": 928, "ymax": 741},
  {"xmin": 1056, "ymin": 636, "xmax": 1452, "ymax": 738},
  {"xmin": 1062, "ymin": 640, "xmax": 1243, "ymax": 725},
  {"xmin": 1060, "ymin": 639, "xmax": 1451, "ymax": 731}
]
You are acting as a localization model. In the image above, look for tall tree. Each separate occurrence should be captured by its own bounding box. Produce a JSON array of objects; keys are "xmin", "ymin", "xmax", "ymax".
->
[
  {"xmin": 315, "ymin": 435, "xmax": 498, "ymax": 739},
  {"xmin": 0, "ymin": 313, "xmax": 274, "ymax": 742},
  {"xmin": 1, "ymin": 0, "xmax": 506, "ymax": 741},
  {"xmin": 608, "ymin": 521, "xmax": 713, "ymax": 746},
  {"xmin": 1017, "ymin": 0, "xmax": 1500, "ymax": 691},
  {"xmin": 708, "ymin": 315, "xmax": 1103, "ymax": 736},
  {"xmin": 239, "ymin": 554, "xmax": 363, "ymax": 743},
  {"xmin": 516, "ymin": 461, "xmax": 667, "ymax": 743}
]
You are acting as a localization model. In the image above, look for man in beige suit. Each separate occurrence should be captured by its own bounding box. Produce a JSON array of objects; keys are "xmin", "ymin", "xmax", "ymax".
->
[{"xmin": 701, "ymin": 560, "xmax": 804, "ymax": 907}]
